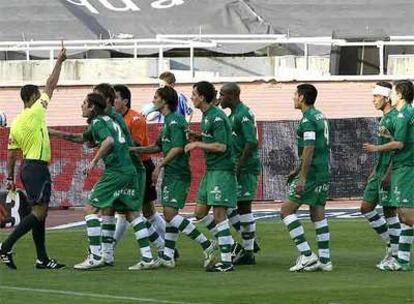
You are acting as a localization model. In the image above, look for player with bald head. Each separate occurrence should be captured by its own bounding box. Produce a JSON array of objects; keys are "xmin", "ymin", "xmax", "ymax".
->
[{"xmin": 219, "ymin": 82, "xmax": 261, "ymax": 265}]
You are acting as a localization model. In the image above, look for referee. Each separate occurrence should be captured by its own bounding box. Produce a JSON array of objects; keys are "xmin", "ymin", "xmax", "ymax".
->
[{"xmin": 0, "ymin": 45, "xmax": 66, "ymax": 270}]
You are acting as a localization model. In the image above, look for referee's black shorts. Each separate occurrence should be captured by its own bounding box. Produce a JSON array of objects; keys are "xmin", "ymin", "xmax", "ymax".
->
[
  {"xmin": 143, "ymin": 159, "xmax": 157, "ymax": 204},
  {"xmin": 20, "ymin": 160, "xmax": 51, "ymax": 206}
]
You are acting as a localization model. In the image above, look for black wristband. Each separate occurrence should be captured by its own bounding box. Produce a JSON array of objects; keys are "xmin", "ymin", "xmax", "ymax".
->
[{"xmin": 6, "ymin": 177, "xmax": 13, "ymax": 181}]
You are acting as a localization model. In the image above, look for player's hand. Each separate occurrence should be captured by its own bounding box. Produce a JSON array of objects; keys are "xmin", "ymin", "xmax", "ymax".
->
[
  {"xmin": 381, "ymin": 175, "xmax": 391, "ymax": 190},
  {"xmin": 84, "ymin": 159, "xmax": 98, "ymax": 176},
  {"xmin": 152, "ymin": 165, "xmax": 162, "ymax": 186},
  {"xmin": 184, "ymin": 142, "xmax": 199, "ymax": 153},
  {"xmin": 57, "ymin": 41, "xmax": 67, "ymax": 63},
  {"xmin": 86, "ymin": 140, "xmax": 97, "ymax": 148},
  {"xmin": 286, "ymin": 170, "xmax": 297, "ymax": 185},
  {"xmin": 186, "ymin": 129, "xmax": 200, "ymax": 142},
  {"xmin": 363, "ymin": 143, "xmax": 378, "ymax": 153},
  {"xmin": 295, "ymin": 179, "xmax": 305, "ymax": 197},
  {"xmin": 5, "ymin": 177, "xmax": 15, "ymax": 191}
]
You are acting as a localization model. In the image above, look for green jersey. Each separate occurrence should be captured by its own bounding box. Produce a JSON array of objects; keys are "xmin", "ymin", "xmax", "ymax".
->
[
  {"xmin": 107, "ymin": 108, "xmax": 145, "ymax": 171},
  {"xmin": 89, "ymin": 115, "xmax": 135, "ymax": 173},
  {"xmin": 375, "ymin": 108, "xmax": 398, "ymax": 174},
  {"xmin": 156, "ymin": 111, "xmax": 190, "ymax": 176},
  {"xmin": 392, "ymin": 103, "xmax": 414, "ymax": 169},
  {"xmin": 83, "ymin": 108, "xmax": 144, "ymax": 171},
  {"xmin": 297, "ymin": 106, "xmax": 330, "ymax": 182},
  {"xmin": 229, "ymin": 103, "xmax": 261, "ymax": 173},
  {"xmin": 201, "ymin": 106, "xmax": 235, "ymax": 171}
]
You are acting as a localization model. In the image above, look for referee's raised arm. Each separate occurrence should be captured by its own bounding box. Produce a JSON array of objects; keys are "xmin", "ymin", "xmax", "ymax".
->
[
  {"xmin": 0, "ymin": 43, "xmax": 67, "ymax": 270},
  {"xmin": 44, "ymin": 43, "xmax": 67, "ymax": 99}
]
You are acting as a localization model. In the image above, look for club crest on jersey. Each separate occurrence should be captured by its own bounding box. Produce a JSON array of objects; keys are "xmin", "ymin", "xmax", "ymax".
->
[{"xmin": 242, "ymin": 116, "xmax": 250, "ymax": 123}]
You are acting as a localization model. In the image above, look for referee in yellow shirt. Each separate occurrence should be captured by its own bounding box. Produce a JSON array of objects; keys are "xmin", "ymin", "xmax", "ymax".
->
[{"xmin": 0, "ymin": 45, "xmax": 66, "ymax": 270}]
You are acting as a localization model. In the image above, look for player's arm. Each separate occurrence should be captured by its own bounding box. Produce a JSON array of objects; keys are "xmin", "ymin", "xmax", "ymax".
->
[
  {"xmin": 237, "ymin": 114, "xmax": 258, "ymax": 171},
  {"xmin": 44, "ymin": 43, "xmax": 66, "ymax": 99},
  {"xmin": 186, "ymin": 129, "xmax": 202, "ymax": 141},
  {"xmin": 364, "ymin": 114, "xmax": 407, "ymax": 153},
  {"xmin": 185, "ymin": 141, "xmax": 226, "ymax": 153},
  {"xmin": 6, "ymin": 128, "xmax": 20, "ymax": 188},
  {"xmin": 130, "ymin": 145, "xmax": 161, "ymax": 154},
  {"xmin": 298, "ymin": 146, "xmax": 315, "ymax": 182},
  {"xmin": 48, "ymin": 128, "xmax": 85, "ymax": 144},
  {"xmin": 363, "ymin": 140, "xmax": 403, "ymax": 153},
  {"xmin": 159, "ymin": 123, "xmax": 186, "ymax": 166},
  {"xmin": 130, "ymin": 132, "xmax": 161, "ymax": 154},
  {"xmin": 159, "ymin": 147, "xmax": 183, "ymax": 167},
  {"xmin": 6, "ymin": 149, "xmax": 18, "ymax": 188},
  {"xmin": 296, "ymin": 121, "xmax": 317, "ymax": 194},
  {"xmin": 185, "ymin": 117, "xmax": 227, "ymax": 153},
  {"xmin": 367, "ymin": 168, "xmax": 376, "ymax": 180},
  {"xmin": 152, "ymin": 123, "xmax": 186, "ymax": 184},
  {"xmin": 286, "ymin": 167, "xmax": 300, "ymax": 185},
  {"xmin": 151, "ymin": 146, "xmax": 183, "ymax": 185},
  {"xmin": 85, "ymin": 136, "xmax": 114, "ymax": 176}
]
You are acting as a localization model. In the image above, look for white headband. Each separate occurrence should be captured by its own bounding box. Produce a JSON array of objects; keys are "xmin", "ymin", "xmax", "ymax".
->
[{"xmin": 372, "ymin": 85, "xmax": 391, "ymax": 98}]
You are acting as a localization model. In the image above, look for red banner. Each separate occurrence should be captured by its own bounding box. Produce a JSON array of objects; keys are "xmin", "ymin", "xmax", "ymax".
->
[{"xmin": 0, "ymin": 125, "xmax": 264, "ymax": 208}]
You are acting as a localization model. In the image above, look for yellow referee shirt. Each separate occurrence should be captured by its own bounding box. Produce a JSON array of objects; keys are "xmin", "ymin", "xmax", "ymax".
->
[{"xmin": 8, "ymin": 93, "xmax": 51, "ymax": 162}]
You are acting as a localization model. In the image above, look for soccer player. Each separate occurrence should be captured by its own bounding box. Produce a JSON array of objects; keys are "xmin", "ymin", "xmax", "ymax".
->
[
  {"xmin": 112, "ymin": 84, "xmax": 165, "ymax": 249},
  {"xmin": 281, "ymin": 84, "xmax": 332, "ymax": 272},
  {"xmin": 363, "ymin": 80, "xmax": 414, "ymax": 271},
  {"xmin": 0, "ymin": 45, "xmax": 66, "ymax": 270},
  {"xmin": 130, "ymin": 86, "xmax": 216, "ymax": 269},
  {"xmin": 49, "ymin": 84, "xmax": 163, "ymax": 266},
  {"xmin": 75, "ymin": 93, "xmax": 159, "ymax": 270},
  {"xmin": 360, "ymin": 82, "xmax": 400, "ymax": 269},
  {"xmin": 185, "ymin": 81, "xmax": 237, "ymax": 272},
  {"xmin": 156, "ymin": 71, "xmax": 194, "ymax": 123},
  {"xmin": 219, "ymin": 82, "xmax": 261, "ymax": 265}
]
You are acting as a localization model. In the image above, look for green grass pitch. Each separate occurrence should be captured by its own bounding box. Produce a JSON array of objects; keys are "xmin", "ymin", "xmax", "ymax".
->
[{"xmin": 1, "ymin": 219, "xmax": 413, "ymax": 304}]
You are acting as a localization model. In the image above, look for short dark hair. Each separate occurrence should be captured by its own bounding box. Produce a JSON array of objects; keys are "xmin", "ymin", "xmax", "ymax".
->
[
  {"xmin": 94, "ymin": 83, "xmax": 115, "ymax": 106},
  {"xmin": 221, "ymin": 82, "xmax": 241, "ymax": 98},
  {"xmin": 394, "ymin": 80, "xmax": 414, "ymax": 104},
  {"xmin": 86, "ymin": 93, "xmax": 106, "ymax": 118},
  {"xmin": 376, "ymin": 81, "xmax": 392, "ymax": 90},
  {"xmin": 114, "ymin": 84, "xmax": 131, "ymax": 109},
  {"xmin": 193, "ymin": 81, "xmax": 216, "ymax": 103},
  {"xmin": 159, "ymin": 71, "xmax": 176, "ymax": 85},
  {"xmin": 297, "ymin": 84, "xmax": 318, "ymax": 105},
  {"xmin": 156, "ymin": 86, "xmax": 178, "ymax": 112},
  {"xmin": 20, "ymin": 84, "xmax": 39, "ymax": 103}
]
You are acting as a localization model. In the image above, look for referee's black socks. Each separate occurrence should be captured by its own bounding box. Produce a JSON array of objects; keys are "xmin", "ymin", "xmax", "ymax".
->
[
  {"xmin": 1, "ymin": 214, "xmax": 41, "ymax": 254},
  {"xmin": 32, "ymin": 218, "xmax": 48, "ymax": 261}
]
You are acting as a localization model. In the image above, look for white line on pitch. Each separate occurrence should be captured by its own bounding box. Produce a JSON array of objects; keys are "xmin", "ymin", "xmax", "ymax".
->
[{"xmin": 0, "ymin": 286, "xmax": 207, "ymax": 304}]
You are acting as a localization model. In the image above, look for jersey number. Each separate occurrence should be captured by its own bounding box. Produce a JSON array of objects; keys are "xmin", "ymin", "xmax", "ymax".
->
[{"xmin": 112, "ymin": 122, "xmax": 126, "ymax": 144}]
